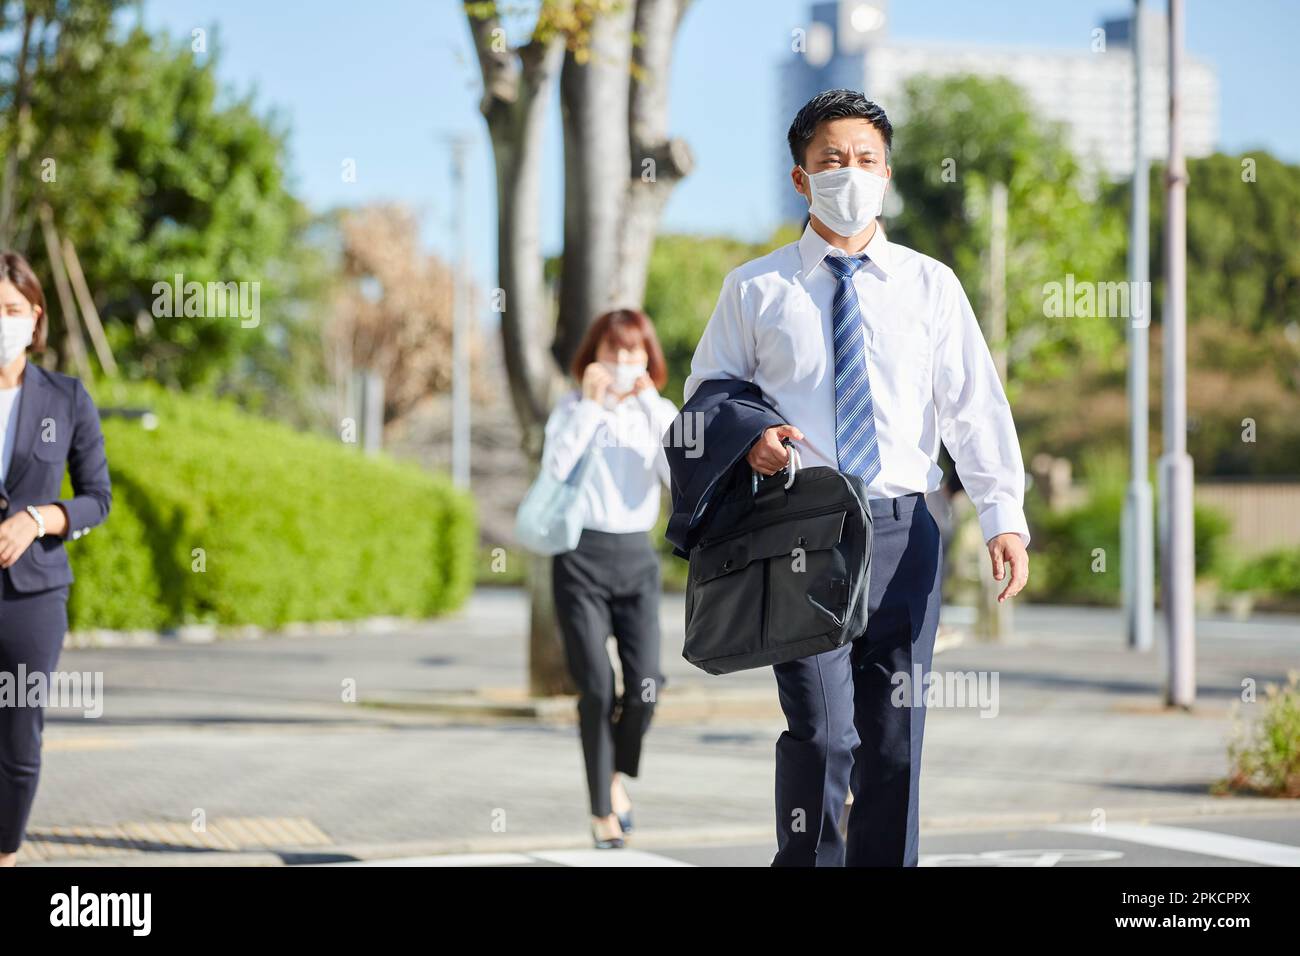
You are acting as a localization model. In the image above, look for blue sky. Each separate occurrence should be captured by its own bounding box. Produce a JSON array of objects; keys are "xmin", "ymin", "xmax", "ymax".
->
[{"xmin": 141, "ymin": 0, "xmax": 1299, "ymax": 292}]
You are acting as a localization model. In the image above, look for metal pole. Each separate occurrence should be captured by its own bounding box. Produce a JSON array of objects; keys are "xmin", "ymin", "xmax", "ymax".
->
[
  {"xmin": 1159, "ymin": 0, "xmax": 1196, "ymax": 707},
  {"xmin": 977, "ymin": 180, "xmax": 1010, "ymax": 642},
  {"xmin": 450, "ymin": 136, "xmax": 471, "ymax": 490},
  {"xmin": 1124, "ymin": 0, "xmax": 1154, "ymax": 652}
]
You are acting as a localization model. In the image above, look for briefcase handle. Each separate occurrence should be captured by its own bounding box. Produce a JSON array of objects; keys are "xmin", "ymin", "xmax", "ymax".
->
[{"xmin": 752, "ymin": 439, "xmax": 801, "ymax": 496}]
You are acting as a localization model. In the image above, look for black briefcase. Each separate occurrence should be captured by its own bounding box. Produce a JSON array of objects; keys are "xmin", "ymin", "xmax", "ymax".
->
[{"xmin": 683, "ymin": 446, "xmax": 873, "ymax": 675}]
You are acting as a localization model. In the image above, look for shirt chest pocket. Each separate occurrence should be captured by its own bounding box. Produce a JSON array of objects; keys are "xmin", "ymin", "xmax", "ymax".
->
[{"xmin": 864, "ymin": 328, "xmax": 931, "ymax": 408}]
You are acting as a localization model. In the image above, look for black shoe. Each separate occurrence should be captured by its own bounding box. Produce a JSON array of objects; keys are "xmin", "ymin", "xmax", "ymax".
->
[{"xmin": 616, "ymin": 810, "xmax": 634, "ymax": 834}]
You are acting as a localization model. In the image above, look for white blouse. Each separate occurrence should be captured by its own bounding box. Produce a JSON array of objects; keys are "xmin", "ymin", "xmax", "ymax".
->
[
  {"xmin": 0, "ymin": 384, "xmax": 21, "ymax": 482},
  {"xmin": 541, "ymin": 387, "xmax": 678, "ymax": 534}
]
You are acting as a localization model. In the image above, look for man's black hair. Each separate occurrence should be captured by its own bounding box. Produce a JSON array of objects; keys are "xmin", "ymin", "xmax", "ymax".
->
[{"xmin": 787, "ymin": 89, "xmax": 893, "ymax": 168}]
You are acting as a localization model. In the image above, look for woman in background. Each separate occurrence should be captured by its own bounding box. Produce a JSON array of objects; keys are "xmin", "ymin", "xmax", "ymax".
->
[
  {"xmin": 542, "ymin": 309, "xmax": 676, "ymax": 849},
  {"xmin": 0, "ymin": 251, "xmax": 112, "ymax": 866}
]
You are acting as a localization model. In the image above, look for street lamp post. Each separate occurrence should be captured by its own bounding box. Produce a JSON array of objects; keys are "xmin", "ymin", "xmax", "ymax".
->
[
  {"xmin": 1159, "ymin": 0, "xmax": 1196, "ymax": 707},
  {"xmin": 449, "ymin": 135, "xmax": 472, "ymax": 490},
  {"xmin": 1124, "ymin": 0, "xmax": 1155, "ymax": 653}
]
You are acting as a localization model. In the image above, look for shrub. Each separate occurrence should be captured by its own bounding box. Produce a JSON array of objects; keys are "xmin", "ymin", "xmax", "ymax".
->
[
  {"xmin": 1218, "ymin": 671, "xmax": 1300, "ymax": 798},
  {"xmin": 66, "ymin": 380, "xmax": 476, "ymax": 630},
  {"xmin": 1220, "ymin": 547, "xmax": 1300, "ymax": 598},
  {"xmin": 1026, "ymin": 454, "xmax": 1230, "ymax": 605}
]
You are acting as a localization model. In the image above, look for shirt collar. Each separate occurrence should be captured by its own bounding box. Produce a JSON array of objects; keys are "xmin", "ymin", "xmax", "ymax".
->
[{"xmin": 798, "ymin": 220, "xmax": 893, "ymax": 280}]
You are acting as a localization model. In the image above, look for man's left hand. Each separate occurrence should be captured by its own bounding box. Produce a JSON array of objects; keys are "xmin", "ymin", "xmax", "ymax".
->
[{"xmin": 987, "ymin": 533, "xmax": 1029, "ymax": 603}]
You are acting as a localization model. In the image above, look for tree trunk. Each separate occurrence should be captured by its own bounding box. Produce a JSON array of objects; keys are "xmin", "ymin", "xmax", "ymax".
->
[
  {"xmin": 467, "ymin": 6, "xmax": 571, "ymax": 695},
  {"xmin": 611, "ymin": 0, "xmax": 695, "ymax": 307},
  {"xmin": 555, "ymin": 2, "xmax": 635, "ymax": 366},
  {"xmin": 467, "ymin": 0, "xmax": 694, "ymax": 697}
]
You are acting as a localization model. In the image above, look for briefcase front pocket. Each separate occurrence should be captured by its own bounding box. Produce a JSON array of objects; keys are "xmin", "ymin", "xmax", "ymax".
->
[
  {"xmin": 686, "ymin": 508, "xmax": 850, "ymax": 665},
  {"xmin": 684, "ymin": 557, "xmax": 765, "ymax": 667},
  {"xmin": 761, "ymin": 511, "xmax": 851, "ymax": 647}
]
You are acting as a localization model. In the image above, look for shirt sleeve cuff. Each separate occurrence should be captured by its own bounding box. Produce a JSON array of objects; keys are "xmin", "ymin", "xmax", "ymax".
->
[{"xmin": 978, "ymin": 503, "xmax": 1031, "ymax": 548}]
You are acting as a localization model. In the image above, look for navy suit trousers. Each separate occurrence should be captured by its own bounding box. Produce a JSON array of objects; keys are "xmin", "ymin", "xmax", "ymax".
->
[{"xmin": 771, "ymin": 492, "xmax": 943, "ymax": 867}]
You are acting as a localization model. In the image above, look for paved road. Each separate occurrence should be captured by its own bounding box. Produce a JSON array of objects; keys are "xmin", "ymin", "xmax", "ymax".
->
[
  {"xmin": 325, "ymin": 812, "xmax": 1300, "ymax": 867},
  {"xmin": 23, "ymin": 590, "xmax": 1299, "ymax": 865}
]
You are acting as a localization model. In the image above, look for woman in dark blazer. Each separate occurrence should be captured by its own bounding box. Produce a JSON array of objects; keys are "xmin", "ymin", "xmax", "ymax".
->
[{"xmin": 0, "ymin": 251, "xmax": 111, "ymax": 866}]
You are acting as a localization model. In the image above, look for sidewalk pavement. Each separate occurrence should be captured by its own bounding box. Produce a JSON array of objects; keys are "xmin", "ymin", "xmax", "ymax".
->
[{"xmin": 25, "ymin": 588, "xmax": 1300, "ymax": 865}]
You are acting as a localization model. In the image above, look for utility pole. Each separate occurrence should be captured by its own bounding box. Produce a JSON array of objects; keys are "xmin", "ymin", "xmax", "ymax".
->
[
  {"xmin": 1124, "ymin": 0, "xmax": 1155, "ymax": 652},
  {"xmin": 449, "ymin": 135, "xmax": 472, "ymax": 490},
  {"xmin": 977, "ymin": 180, "xmax": 1010, "ymax": 642},
  {"xmin": 1159, "ymin": 0, "xmax": 1196, "ymax": 707}
]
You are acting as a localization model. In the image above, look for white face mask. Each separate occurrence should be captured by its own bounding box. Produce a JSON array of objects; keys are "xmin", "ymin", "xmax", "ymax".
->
[
  {"xmin": 0, "ymin": 315, "xmax": 35, "ymax": 366},
  {"xmin": 799, "ymin": 165, "xmax": 888, "ymax": 237},
  {"xmin": 601, "ymin": 360, "xmax": 646, "ymax": 395}
]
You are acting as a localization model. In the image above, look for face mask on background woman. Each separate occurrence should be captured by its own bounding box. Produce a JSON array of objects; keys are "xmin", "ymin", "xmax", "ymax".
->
[
  {"xmin": 600, "ymin": 360, "xmax": 646, "ymax": 395},
  {"xmin": 0, "ymin": 315, "xmax": 35, "ymax": 367}
]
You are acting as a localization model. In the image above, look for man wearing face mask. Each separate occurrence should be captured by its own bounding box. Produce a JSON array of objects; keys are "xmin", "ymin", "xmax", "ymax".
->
[{"xmin": 683, "ymin": 90, "xmax": 1030, "ymax": 867}]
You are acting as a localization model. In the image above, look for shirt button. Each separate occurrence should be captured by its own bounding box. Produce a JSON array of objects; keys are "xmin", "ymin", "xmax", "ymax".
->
[{"xmin": 0, "ymin": 497, "xmax": 8, "ymax": 510}]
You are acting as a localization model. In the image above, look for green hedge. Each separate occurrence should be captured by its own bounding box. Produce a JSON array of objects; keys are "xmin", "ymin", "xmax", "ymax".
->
[
  {"xmin": 66, "ymin": 381, "xmax": 476, "ymax": 630},
  {"xmin": 1026, "ymin": 454, "xmax": 1230, "ymax": 605},
  {"xmin": 1221, "ymin": 547, "xmax": 1300, "ymax": 599}
]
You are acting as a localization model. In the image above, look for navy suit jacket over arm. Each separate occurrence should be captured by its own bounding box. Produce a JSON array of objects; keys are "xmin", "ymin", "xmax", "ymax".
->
[
  {"xmin": 2, "ymin": 364, "xmax": 112, "ymax": 592},
  {"xmin": 662, "ymin": 378, "xmax": 785, "ymax": 558}
]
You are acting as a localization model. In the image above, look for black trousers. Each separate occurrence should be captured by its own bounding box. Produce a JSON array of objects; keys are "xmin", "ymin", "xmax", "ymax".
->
[
  {"xmin": 0, "ymin": 579, "xmax": 70, "ymax": 854},
  {"xmin": 552, "ymin": 529, "xmax": 664, "ymax": 818}
]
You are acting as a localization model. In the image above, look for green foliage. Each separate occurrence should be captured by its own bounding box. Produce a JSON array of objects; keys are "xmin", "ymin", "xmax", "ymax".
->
[
  {"xmin": 1220, "ymin": 547, "xmax": 1300, "ymax": 598},
  {"xmin": 2, "ymin": 15, "xmax": 332, "ymax": 408},
  {"xmin": 644, "ymin": 230, "xmax": 795, "ymax": 403},
  {"xmin": 1219, "ymin": 671, "xmax": 1300, "ymax": 798},
  {"xmin": 67, "ymin": 380, "xmax": 476, "ymax": 630},
  {"xmin": 888, "ymin": 74, "xmax": 1128, "ymax": 390},
  {"xmin": 1026, "ymin": 454, "xmax": 1229, "ymax": 604},
  {"xmin": 1145, "ymin": 152, "xmax": 1300, "ymax": 335}
]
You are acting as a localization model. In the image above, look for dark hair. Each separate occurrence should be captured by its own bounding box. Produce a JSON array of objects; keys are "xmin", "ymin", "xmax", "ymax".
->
[
  {"xmin": 787, "ymin": 89, "xmax": 893, "ymax": 168},
  {"xmin": 0, "ymin": 250, "xmax": 48, "ymax": 352},
  {"xmin": 570, "ymin": 308, "xmax": 669, "ymax": 389}
]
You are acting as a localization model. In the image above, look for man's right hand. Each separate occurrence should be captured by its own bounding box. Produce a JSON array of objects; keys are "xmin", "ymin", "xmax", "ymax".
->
[{"xmin": 747, "ymin": 424, "xmax": 804, "ymax": 476}]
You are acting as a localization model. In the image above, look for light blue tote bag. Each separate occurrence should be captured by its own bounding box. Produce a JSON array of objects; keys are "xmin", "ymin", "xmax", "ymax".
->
[{"xmin": 514, "ymin": 435, "xmax": 599, "ymax": 555}]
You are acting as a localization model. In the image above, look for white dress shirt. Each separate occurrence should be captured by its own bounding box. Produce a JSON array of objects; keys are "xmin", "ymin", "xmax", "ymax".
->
[
  {"xmin": 684, "ymin": 223, "xmax": 1030, "ymax": 545},
  {"xmin": 542, "ymin": 386, "xmax": 678, "ymax": 535},
  {"xmin": 0, "ymin": 384, "xmax": 21, "ymax": 482}
]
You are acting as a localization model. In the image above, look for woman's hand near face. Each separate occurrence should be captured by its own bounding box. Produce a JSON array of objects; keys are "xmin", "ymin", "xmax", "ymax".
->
[
  {"xmin": 581, "ymin": 362, "xmax": 612, "ymax": 403},
  {"xmin": 0, "ymin": 512, "xmax": 40, "ymax": 568}
]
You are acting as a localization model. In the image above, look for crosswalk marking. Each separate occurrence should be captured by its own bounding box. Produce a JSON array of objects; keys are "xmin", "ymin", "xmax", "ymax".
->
[
  {"xmin": 1050, "ymin": 822, "xmax": 1300, "ymax": 867},
  {"xmin": 324, "ymin": 852, "xmax": 537, "ymax": 867},
  {"xmin": 528, "ymin": 848, "xmax": 695, "ymax": 867},
  {"xmin": 326, "ymin": 848, "xmax": 696, "ymax": 867}
]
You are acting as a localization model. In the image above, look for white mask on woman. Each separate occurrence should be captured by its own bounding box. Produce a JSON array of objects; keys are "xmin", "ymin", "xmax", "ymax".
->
[
  {"xmin": 601, "ymin": 360, "xmax": 646, "ymax": 395},
  {"xmin": 799, "ymin": 165, "xmax": 888, "ymax": 237},
  {"xmin": 0, "ymin": 315, "xmax": 35, "ymax": 366}
]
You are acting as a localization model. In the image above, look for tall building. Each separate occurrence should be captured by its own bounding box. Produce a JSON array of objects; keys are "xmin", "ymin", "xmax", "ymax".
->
[{"xmin": 779, "ymin": 0, "xmax": 1219, "ymax": 221}]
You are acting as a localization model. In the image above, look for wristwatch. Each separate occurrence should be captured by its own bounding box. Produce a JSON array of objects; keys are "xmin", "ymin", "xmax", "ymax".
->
[{"xmin": 25, "ymin": 505, "xmax": 45, "ymax": 539}]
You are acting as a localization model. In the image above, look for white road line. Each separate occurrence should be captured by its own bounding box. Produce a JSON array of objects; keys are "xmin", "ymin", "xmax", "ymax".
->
[
  {"xmin": 528, "ymin": 848, "xmax": 695, "ymax": 867},
  {"xmin": 1051, "ymin": 823, "xmax": 1300, "ymax": 867},
  {"xmin": 323, "ymin": 852, "xmax": 537, "ymax": 867}
]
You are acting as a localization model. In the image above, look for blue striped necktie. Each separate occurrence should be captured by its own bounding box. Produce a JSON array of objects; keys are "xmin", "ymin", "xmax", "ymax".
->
[{"xmin": 822, "ymin": 253, "xmax": 881, "ymax": 484}]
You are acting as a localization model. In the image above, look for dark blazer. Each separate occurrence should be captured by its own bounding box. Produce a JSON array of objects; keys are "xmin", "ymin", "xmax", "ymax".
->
[
  {"xmin": 663, "ymin": 378, "xmax": 785, "ymax": 558},
  {"xmin": 2, "ymin": 363, "xmax": 112, "ymax": 592}
]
